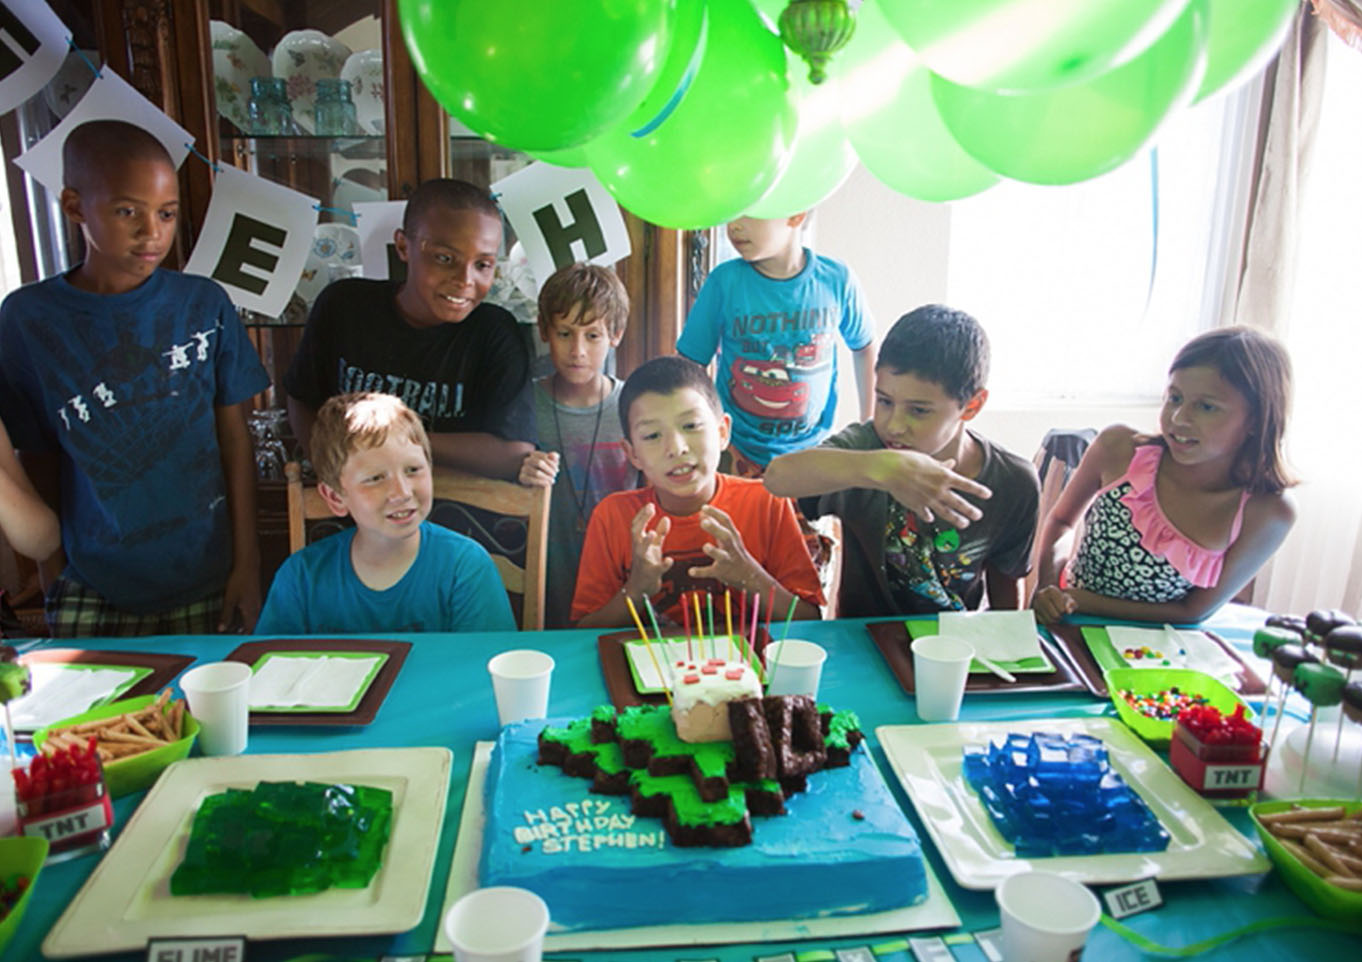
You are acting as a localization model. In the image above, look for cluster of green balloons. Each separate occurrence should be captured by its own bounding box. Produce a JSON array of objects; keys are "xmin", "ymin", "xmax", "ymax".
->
[{"xmin": 399, "ymin": 0, "xmax": 1299, "ymax": 226}]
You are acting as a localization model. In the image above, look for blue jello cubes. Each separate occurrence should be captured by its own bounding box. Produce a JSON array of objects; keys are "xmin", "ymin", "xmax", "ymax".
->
[{"xmin": 962, "ymin": 731, "xmax": 1169, "ymax": 857}]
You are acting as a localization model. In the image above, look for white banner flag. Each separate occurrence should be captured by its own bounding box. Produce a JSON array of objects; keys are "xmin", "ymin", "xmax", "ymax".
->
[
  {"xmin": 14, "ymin": 70, "xmax": 192, "ymax": 195},
  {"xmin": 184, "ymin": 165, "xmax": 318, "ymax": 319},
  {"xmin": 353, "ymin": 200, "xmax": 407, "ymax": 280},
  {"xmin": 491, "ymin": 162, "xmax": 630, "ymax": 289},
  {"xmin": 0, "ymin": 0, "xmax": 68, "ymax": 114}
]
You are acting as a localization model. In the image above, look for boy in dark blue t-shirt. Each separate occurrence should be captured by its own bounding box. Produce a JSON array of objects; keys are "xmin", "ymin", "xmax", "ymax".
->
[{"xmin": 0, "ymin": 120, "xmax": 269, "ymax": 637}]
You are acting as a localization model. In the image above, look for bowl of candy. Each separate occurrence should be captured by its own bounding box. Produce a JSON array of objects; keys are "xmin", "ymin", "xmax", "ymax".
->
[
  {"xmin": 0, "ymin": 836, "xmax": 47, "ymax": 955},
  {"xmin": 32, "ymin": 691, "xmax": 197, "ymax": 798},
  {"xmin": 1105, "ymin": 667, "xmax": 1253, "ymax": 748},
  {"xmin": 1249, "ymin": 799, "xmax": 1362, "ymax": 922}
]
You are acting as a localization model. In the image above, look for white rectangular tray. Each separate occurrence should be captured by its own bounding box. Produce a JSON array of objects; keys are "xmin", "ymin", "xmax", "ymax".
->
[
  {"xmin": 44, "ymin": 747, "xmax": 452, "ymax": 957},
  {"xmin": 877, "ymin": 717, "xmax": 1269, "ymax": 891}
]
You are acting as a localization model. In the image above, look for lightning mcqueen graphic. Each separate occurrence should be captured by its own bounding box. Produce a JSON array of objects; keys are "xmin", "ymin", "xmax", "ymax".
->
[{"xmin": 729, "ymin": 358, "xmax": 809, "ymax": 419}]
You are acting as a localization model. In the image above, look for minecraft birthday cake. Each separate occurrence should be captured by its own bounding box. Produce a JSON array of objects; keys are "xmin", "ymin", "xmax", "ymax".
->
[{"xmin": 478, "ymin": 699, "xmax": 928, "ymax": 931}]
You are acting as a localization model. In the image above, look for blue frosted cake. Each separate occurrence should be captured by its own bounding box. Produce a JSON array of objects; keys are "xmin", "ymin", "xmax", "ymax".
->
[{"xmin": 479, "ymin": 701, "xmax": 928, "ymax": 931}]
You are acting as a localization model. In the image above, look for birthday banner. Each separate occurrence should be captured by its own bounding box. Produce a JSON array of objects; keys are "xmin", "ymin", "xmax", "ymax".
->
[
  {"xmin": 183, "ymin": 165, "xmax": 318, "ymax": 318},
  {"xmin": 15, "ymin": 70, "xmax": 192, "ymax": 194},
  {"xmin": 0, "ymin": 0, "xmax": 67, "ymax": 113},
  {"xmin": 0, "ymin": 2, "xmax": 632, "ymax": 317},
  {"xmin": 491, "ymin": 161, "xmax": 630, "ymax": 291}
]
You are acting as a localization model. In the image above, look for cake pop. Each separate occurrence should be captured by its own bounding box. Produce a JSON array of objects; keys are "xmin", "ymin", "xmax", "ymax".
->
[
  {"xmin": 1305, "ymin": 608, "xmax": 1355, "ymax": 643},
  {"xmin": 1291, "ymin": 662, "xmax": 1345, "ymax": 794},
  {"xmin": 1268, "ymin": 644, "xmax": 1319, "ymax": 751},
  {"xmin": 1266, "ymin": 613, "xmax": 1308, "ymax": 636},
  {"xmin": 1254, "ymin": 626, "xmax": 1299, "ymax": 741},
  {"xmin": 1324, "ymin": 625, "xmax": 1362, "ymax": 763},
  {"xmin": 1344, "ymin": 680, "xmax": 1362, "ymax": 726}
]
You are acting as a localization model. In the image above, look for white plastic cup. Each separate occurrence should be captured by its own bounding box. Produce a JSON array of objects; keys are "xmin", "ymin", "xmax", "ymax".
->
[
  {"xmin": 766, "ymin": 639, "xmax": 827, "ymax": 698},
  {"xmin": 178, "ymin": 661, "xmax": 252, "ymax": 756},
  {"xmin": 911, "ymin": 635, "xmax": 974, "ymax": 722},
  {"xmin": 487, "ymin": 650, "xmax": 554, "ymax": 726},
  {"xmin": 996, "ymin": 870, "xmax": 1100, "ymax": 961},
  {"xmin": 444, "ymin": 886, "xmax": 549, "ymax": 962}
]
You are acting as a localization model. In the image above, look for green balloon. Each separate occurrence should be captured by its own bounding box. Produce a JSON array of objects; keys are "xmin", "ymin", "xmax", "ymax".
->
[
  {"xmin": 622, "ymin": 0, "xmax": 710, "ymax": 133},
  {"xmin": 841, "ymin": 0, "xmax": 997, "ymax": 203},
  {"xmin": 398, "ymin": 0, "xmax": 677, "ymax": 151},
  {"xmin": 746, "ymin": 58, "xmax": 858, "ymax": 217},
  {"xmin": 878, "ymin": 0, "xmax": 1194, "ymax": 92},
  {"xmin": 931, "ymin": 2, "xmax": 1208, "ymax": 186},
  {"xmin": 586, "ymin": 0, "xmax": 796, "ymax": 229},
  {"xmin": 1195, "ymin": 0, "xmax": 1296, "ymax": 102},
  {"xmin": 525, "ymin": 145, "xmax": 591, "ymax": 168}
]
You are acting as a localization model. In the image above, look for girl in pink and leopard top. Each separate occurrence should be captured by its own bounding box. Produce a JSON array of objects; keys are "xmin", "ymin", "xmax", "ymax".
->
[{"xmin": 1031, "ymin": 327, "xmax": 1296, "ymax": 625}]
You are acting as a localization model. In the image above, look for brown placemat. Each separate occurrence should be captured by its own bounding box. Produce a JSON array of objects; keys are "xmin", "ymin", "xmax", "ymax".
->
[
  {"xmin": 867, "ymin": 620, "xmax": 1097, "ymax": 696},
  {"xmin": 18, "ymin": 648, "xmax": 195, "ymax": 702},
  {"xmin": 1047, "ymin": 624, "xmax": 1267, "ymax": 699},
  {"xmin": 223, "ymin": 637, "xmax": 411, "ymax": 726},
  {"xmin": 597, "ymin": 628, "xmax": 774, "ymax": 710}
]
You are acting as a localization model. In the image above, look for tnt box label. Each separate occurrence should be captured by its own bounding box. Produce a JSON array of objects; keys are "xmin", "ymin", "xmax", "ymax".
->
[
  {"xmin": 1201, "ymin": 763, "xmax": 1263, "ymax": 791},
  {"xmin": 21, "ymin": 795, "xmax": 111, "ymax": 843},
  {"xmin": 146, "ymin": 936, "xmax": 247, "ymax": 962}
]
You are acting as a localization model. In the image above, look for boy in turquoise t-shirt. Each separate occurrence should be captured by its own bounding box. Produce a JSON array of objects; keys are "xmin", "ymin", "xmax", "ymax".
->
[{"xmin": 677, "ymin": 213, "xmax": 876, "ymax": 472}]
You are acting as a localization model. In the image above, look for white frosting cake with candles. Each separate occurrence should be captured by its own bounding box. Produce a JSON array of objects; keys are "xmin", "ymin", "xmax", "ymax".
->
[{"xmin": 670, "ymin": 657, "xmax": 763, "ymax": 742}]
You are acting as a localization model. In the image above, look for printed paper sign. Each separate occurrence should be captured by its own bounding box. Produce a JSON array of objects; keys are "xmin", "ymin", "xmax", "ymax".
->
[
  {"xmin": 0, "ymin": 0, "xmax": 68, "ymax": 113},
  {"xmin": 492, "ymin": 162, "xmax": 629, "ymax": 288},
  {"xmin": 353, "ymin": 199, "xmax": 406, "ymax": 280},
  {"xmin": 184, "ymin": 165, "xmax": 317, "ymax": 318},
  {"xmin": 14, "ymin": 70, "xmax": 192, "ymax": 195}
]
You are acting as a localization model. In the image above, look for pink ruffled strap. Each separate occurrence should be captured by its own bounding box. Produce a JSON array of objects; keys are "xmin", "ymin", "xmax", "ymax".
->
[{"xmin": 1114, "ymin": 445, "xmax": 1248, "ymax": 589}]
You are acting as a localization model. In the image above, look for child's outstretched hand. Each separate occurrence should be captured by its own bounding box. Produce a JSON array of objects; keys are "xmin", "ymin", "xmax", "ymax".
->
[
  {"xmin": 878, "ymin": 451, "xmax": 992, "ymax": 527},
  {"xmin": 1032, "ymin": 585, "xmax": 1077, "ymax": 625},
  {"xmin": 689, "ymin": 505, "xmax": 764, "ymax": 591},
  {"xmin": 519, "ymin": 450, "xmax": 560, "ymax": 487},
  {"xmin": 625, "ymin": 503, "xmax": 672, "ymax": 598}
]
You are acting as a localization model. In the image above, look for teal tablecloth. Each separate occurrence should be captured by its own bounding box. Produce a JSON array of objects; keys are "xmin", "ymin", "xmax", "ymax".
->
[{"xmin": 7, "ymin": 609, "xmax": 1359, "ymax": 961}]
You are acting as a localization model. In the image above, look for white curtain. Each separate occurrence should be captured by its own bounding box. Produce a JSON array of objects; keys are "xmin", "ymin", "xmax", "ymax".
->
[{"xmin": 1237, "ymin": 10, "xmax": 1362, "ymax": 617}]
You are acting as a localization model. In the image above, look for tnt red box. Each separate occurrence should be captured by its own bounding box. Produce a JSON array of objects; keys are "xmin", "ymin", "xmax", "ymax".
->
[{"xmin": 1168, "ymin": 721, "xmax": 1267, "ymax": 798}]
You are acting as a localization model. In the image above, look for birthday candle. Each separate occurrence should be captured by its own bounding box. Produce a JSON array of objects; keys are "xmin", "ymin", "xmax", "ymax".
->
[
  {"xmin": 749, "ymin": 591, "xmax": 761, "ymax": 661},
  {"xmin": 692, "ymin": 592, "xmax": 704, "ymax": 662},
  {"xmin": 681, "ymin": 591, "xmax": 691, "ymax": 655},
  {"xmin": 625, "ymin": 595, "xmax": 671, "ymax": 705},
  {"xmin": 725, "ymin": 590, "xmax": 734, "ymax": 654}
]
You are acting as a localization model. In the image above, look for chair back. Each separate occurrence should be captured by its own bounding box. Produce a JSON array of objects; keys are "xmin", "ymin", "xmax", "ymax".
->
[{"xmin": 284, "ymin": 462, "xmax": 550, "ymax": 630}]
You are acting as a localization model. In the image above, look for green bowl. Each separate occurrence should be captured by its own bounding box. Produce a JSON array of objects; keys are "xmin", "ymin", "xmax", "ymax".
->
[
  {"xmin": 1104, "ymin": 667, "xmax": 1253, "ymax": 748},
  {"xmin": 33, "ymin": 695, "xmax": 199, "ymax": 798},
  {"xmin": 0, "ymin": 836, "xmax": 48, "ymax": 956},
  {"xmin": 1249, "ymin": 798, "xmax": 1362, "ymax": 923}
]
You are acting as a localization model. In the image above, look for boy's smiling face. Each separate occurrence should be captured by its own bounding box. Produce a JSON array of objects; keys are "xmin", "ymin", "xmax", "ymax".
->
[
  {"xmin": 623, "ymin": 387, "xmax": 731, "ymax": 515},
  {"xmin": 393, "ymin": 205, "xmax": 502, "ymax": 327},
  {"xmin": 872, "ymin": 368, "xmax": 983, "ymax": 459},
  {"xmin": 320, "ymin": 433, "xmax": 433, "ymax": 547},
  {"xmin": 60, "ymin": 157, "xmax": 179, "ymax": 294}
]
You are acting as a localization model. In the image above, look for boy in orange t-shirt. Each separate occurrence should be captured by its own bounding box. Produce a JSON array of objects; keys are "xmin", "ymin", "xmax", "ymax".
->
[{"xmin": 572, "ymin": 356, "xmax": 823, "ymax": 628}]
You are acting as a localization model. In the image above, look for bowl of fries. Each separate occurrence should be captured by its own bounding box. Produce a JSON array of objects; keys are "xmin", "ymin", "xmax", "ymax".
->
[
  {"xmin": 1249, "ymin": 798, "xmax": 1362, "ymax": 922},
  {"xmin": 32, "ymin": 690, "xmax": 198, "ymax": 798}
]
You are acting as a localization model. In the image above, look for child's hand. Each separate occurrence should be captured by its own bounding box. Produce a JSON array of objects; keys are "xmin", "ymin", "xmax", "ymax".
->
[
  {"xmin": 877, "ymin": 451, "xmax": 992, "ymax": 527},
  {"xmin": 519, "ymin": 450, "xmax": 560, "ymax": 487},
  {"xmin": 689, "ymin": 505, "xmax": 764, "ymax": 591},
  {"xmin": 625, "ymin": 503, "xmax": 672, "ymax": 598},
  {"xmin": 1032, "ymin": 585, "xmax": 1077, "ymax": 625},
  {"xmin": 220, "ymin": 562, "xmax": 261, "ymax": 633}
]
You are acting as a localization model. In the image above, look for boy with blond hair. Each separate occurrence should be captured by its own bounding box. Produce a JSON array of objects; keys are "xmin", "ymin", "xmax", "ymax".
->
[
  {"xmin": 0, "ymin": 120, "xmax": 267, "ymax": 636},
  {"xmin": 766, "ymin": 305, "xmax": 1039, "ymax": 616},
  {"xmin": 677, "ymin": 213, "xmax": 876, "ymax": 473},
  {"xmin": 518, "ymin": 263, "xmax": 637, "ymax": 628},
  {"xmin": 572, "ymin": 356, "xmax": 823, "ymax": 629},
  {"xmin": 256, "ymin": 392, "xmax": 514, "ymax": 634}
]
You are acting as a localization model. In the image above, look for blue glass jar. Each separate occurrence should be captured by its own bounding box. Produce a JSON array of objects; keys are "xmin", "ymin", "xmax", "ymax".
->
[{"xmin": 314, "ymin": 78, "xmax": 359, "ymax": 136}]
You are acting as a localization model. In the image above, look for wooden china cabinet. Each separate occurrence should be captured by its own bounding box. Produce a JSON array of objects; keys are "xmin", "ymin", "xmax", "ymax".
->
[{"xmin": 0, "ymin": 0, "xmax": 713, "ymax": 604}]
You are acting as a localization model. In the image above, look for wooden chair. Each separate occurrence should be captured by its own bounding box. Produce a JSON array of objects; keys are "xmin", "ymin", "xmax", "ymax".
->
[{"xmin": 284, "ymin": 462, "xmax": 550, "ymax": 630}]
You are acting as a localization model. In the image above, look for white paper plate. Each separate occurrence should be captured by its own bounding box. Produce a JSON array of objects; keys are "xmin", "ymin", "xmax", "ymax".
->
[
  {"xmin": 877, "ymin": 716, "xmax": 1269, "ymax": 890},
  {"xmin": 437, "ymin": 742, "xmax": 960, "ymax": 952},
  {"xmin": 43, "ymin": 747, "xmax": 452, "ymax": 957}
]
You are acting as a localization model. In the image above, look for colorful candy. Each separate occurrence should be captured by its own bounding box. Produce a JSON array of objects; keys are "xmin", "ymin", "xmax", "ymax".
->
[
  {"xmin": 0, "ymin": 874, "xmax": 30, "ymax": 924},
  {"xmin": 1122, "ymin": 645, "xmax": 1167, "ymax": 663},
  {"xmin": 10, "ymin": 739, "xmax": 102, "ymax": 814},
  {"xmin": 1118, "ymin": 686, "xmax": 1210, "ymax": 722},
  {"xmin": 1178, "ymin": 703, "xmax": 1262, "ymax": 747}
]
